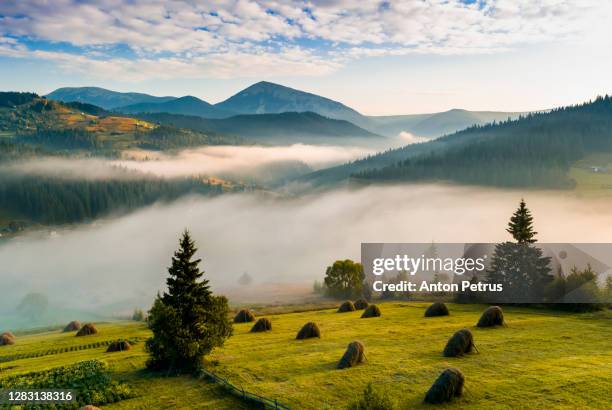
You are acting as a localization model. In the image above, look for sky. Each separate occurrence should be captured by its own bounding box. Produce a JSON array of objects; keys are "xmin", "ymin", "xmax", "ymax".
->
[{"xmin": 1, "ymin": 0, "xmax": 611, "ymax": 115}]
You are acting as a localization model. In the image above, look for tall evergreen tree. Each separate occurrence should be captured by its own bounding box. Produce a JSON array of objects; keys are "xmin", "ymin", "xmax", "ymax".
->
[
  {"xmin": 506, "ymin": 199, "xmax": 538, "ymax": 243},
  {"xmin": 487, "ymin": 200, "xmax": 552, "ymax": 302},
  {"xmin": 146, "ymin": 230, "xmax": 233, "ymax": 373}
]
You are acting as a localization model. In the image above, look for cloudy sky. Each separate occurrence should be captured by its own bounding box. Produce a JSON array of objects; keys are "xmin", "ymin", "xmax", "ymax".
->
[{"xmin": 1, "ymin": 0, "xmax": 611, "ymax": 114}]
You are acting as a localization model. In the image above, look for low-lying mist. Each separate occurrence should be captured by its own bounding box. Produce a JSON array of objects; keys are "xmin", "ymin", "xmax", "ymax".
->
[
  {"xmin": 2, "ymin": 183, "xmax": 612, "ymax": 329},
  {"xmin": 0, "ymin": 144, "xmax": 376, "ymax": 186},
  {"xmin": 114, "ymin": 144, "xmax": 375, "ymax": 183}
]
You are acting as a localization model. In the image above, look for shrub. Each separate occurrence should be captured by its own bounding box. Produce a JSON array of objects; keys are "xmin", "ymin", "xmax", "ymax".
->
[
  {"xmin": 0, "ymin": 360, "xmax": 132, "ymax": 407},
  {"xmin": 347, "ymin": 383, "xmax": 394, "ymax": 410}
]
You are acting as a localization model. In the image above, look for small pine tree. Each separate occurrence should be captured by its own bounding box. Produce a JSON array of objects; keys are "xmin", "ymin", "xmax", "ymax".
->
[
  {"xmin": 146, "ymin": 230, "xmax": 233, "ymax": 373},
  {"xmin": 507, "ymin": 199, "xmax": 538, "ymax": 243}
]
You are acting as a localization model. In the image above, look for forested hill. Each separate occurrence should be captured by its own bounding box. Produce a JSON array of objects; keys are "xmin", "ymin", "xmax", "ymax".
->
[
  {"xmin": 135, "ymin": 111, "xmax": 380, "ymax": 142},
  {"xmin": 0, "ymin": 92, "xmax": 240, "ymax": 153},
  {"xmin": 351, "ymin": 96, "xmax": 612, "ymax": 188}
]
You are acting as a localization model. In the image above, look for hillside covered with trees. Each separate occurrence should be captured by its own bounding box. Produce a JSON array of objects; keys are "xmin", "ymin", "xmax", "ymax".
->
[
  {"xmin": 0, "ymin": 92, "xmax": 240, "ymax": 154},
  {"xmin": 350, "ymin": 96, "xmax": 612, "ymax": 188}
]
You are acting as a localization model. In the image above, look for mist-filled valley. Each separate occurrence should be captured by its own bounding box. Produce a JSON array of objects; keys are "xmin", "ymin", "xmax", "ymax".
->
[{"xmin": 3, "ymin": 181, "xmax": 612, "ymax": 329}]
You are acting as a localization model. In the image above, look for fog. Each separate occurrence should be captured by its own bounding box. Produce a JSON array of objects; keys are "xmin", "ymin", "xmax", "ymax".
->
[
  {"xmin": 114, "ymin": 144, "xmax": 375, "ymax": 182},
  {"xmin": 398, "ymin": 131, "xmax": 430, "ymax": 145},
  {"xmin": 0, "ymin": 144, "xmax": 375, "ymax": 185},
  {"xmin": 2, "ymin": 183, "xmax": 612, "ymax": 328}
]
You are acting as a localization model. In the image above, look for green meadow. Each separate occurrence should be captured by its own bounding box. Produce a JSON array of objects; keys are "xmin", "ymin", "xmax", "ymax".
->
[{"xmin": 1, "ymin": 302, "xmax": 610, "ymax": 409}]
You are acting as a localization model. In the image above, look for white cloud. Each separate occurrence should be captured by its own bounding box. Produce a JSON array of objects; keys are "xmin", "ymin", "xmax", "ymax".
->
[{"xmin": 0, "ymin": 0, "xmax": 610, "ymax": 80}]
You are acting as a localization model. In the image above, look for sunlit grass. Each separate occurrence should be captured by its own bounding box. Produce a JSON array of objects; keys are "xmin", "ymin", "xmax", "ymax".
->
[{"xmin": 1, "ymin": 304, "xmax": 610, "ymax": 409}]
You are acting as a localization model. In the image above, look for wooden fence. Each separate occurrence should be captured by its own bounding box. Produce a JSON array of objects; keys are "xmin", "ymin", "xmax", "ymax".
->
[{"xmin": 200, "ymin": 368, "xmax": 291, "ymax": 410}]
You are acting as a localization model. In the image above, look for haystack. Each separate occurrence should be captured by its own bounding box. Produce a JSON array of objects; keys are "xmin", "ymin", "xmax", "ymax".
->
[
  {"xmin": 234, "ymin": 309, "xmax": 255, "ymax": 323},
  {"xmin": 337, "ymin": 341, "xmax": 366, "ymax": 369},
  {"xmin": 425, "ymin": 302, "xmax": 449, "ymax": 317},
  {"xmin": 338, "ymin": 301, "xmax": 356, "ymax": 313},
  {"xmin": 424, "ymin": 368, "xmax": 465, "ymax": 404},
  {"xmin": 251, "ymin": 318, "xmax": 272, "ymax": 333},
  {"xmin": 0, "ymin": 332, "xmax": 15, "ymax": 346},
  {"xmin": 354, "ymin": 299, "xmax": 369, "ymax": 310},
  {"xmin": 361, "ymin": 304, "xmax": 381, "ymax": 318},
  {"xmin": 477, "ymin": 306, "xmax": 505, "ymax": 327},
  {"xmin": 80, "ymin": 406, "xmax": 101, "ymax": 410},
  {"xmin": 76, "ymin": 323, "xmax": 98, "ymax": 336},
  {"xmin": 443, "ymin": 329, "xmax": 475, "ymax": 357},
  {"xmin": 106, "ymin": 340, "xmax": 131, "ymax": 352},
  {"xmin": 296, "ymin": 322, "xmax": 320, "ymax": 339},
  {"xmin": 63, "ymin": 320, "xmax": 81, "ymax": 332}
]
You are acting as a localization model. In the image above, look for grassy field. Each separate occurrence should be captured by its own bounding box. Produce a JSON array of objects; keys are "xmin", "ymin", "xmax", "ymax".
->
[
  {"xmin": 1, "ymin": 303, "xmax": 610, "ymax": 409},
  {"xmin": 569, "ymin": 153, "xmax": 612, "ymax": 196}
]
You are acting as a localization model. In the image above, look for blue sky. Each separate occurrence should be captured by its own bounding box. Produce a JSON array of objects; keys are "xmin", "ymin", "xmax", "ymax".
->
[{"xmin": 1, "ymin": 0, "xmax": 611, "ymax": 115}]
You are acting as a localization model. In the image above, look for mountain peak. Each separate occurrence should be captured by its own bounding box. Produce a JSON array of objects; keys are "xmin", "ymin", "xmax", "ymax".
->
[{"xmin": 215, "ymin": 81, "xmax": 366, "ymax": 127}]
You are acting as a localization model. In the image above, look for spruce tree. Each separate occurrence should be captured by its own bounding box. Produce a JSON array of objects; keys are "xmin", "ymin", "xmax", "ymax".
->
[
  {"xmin": 506, "ymin": 199, "xmax": 538, "ymax": 243},
  {"xmin": 487, "ymin": 200, "xmax": 552, "ymax": 302},
  {"xmin": 146, "ymin": 230, "xmax": 233, "ymax": 373}
]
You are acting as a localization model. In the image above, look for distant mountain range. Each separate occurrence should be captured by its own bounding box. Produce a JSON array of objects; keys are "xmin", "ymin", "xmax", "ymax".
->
[
  {"xmin": 118, "ymin": 95, "xmax": 233, "ymax": 119},
  {"xmin": 46, "ymin": 87, "xmax": 176, "ymax": 109},
  {"xmin": 367, "ymin": 109, "xmax": 523, "ymax": 138},
  {"xmin": 46, "ymin": 83, "xmax": 522, "ymax": 138}
]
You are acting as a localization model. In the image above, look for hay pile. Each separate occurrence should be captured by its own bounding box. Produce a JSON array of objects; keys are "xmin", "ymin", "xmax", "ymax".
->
[
  {"xmin": 338, "ymin": 301, "xmax": 356, "ymax": 313},
  {"xmin": 106, "ymin": 340, "xmax": 131, "ymax": 352},
  {"xmin": 296, "ymin": 322, "xmax": 320, "ymax": 339},
  {"xmin": 443, "ymin": 329, "xmax": 475, "ymax": 357},
  {"xmin": 63, "ymin": 320, "xmax": 81, "ymax": 332},
  {"xmin": 76, "ymin": 323, "xmax": 98, "ymax": 336},
  {"xmin": 337, "ymin": 341, "xmax": 366, "ymax": 369},
  {"xmin": 425, "ymin": 302, "xmax": 449, "ymax": 317},
  {"xmin": 354, "ymin": 299, "xmax": 369, "ymax": 310},
  {"xmin": 424, "ymin": 368, "xmax": 465, "ymax": 404},
  {"xmin": 0, "ymin": 331, "xmax": 15, "ymax": 346},
  {"xmin": 80, "ymin": 406, "xmax": 101, "ymax": 410},
  {"xmin": 251, "ymin": 318, "xmax": 272, "ymax": 333},
  {"xmin": 361, "ymin": 304, "xmax": 381, "ymax": 318},
  {"xmin": 234, "ymin": 309, "xmax": 256, "ymax": 323},
  {"xmin": 477, "ymin": 306, "xmax": 505, "ymax": 327}
]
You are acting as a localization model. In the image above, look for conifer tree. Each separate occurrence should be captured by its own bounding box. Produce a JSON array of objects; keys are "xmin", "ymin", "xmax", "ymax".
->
[
  {"xmin": 487, "ymin": 200, "xmax": 552, "ymax": 302},
  {"xmin": 506, "ymin": 199, "xmax": 538, "ymax": 243},
  {"xmin": 146, "ymin": 230, "xmax": 232, "ymax": 373}
]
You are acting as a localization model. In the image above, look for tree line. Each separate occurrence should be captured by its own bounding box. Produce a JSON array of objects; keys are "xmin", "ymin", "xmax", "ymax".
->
[{"xmin": 0, "ymin": 175, "xmax": 222, "ymax": 225}]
